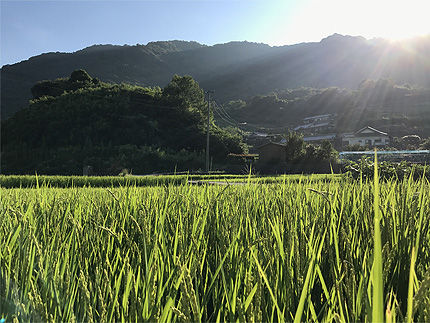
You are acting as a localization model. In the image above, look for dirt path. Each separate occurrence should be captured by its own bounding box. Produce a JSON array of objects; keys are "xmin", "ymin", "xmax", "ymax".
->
[{"xmin": 187, "ymin": 180, "xmax": 247, "ymax": 186}]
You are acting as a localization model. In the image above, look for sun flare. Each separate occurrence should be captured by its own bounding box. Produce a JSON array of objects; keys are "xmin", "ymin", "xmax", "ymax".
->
[{"xmin": 279, "ymin": 0, "xmax": 430, "ymax": 45}]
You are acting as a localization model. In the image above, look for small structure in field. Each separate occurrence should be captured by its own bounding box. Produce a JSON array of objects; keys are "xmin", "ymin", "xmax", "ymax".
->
[
  {"xmin": 342, "ymin": 126, "xmax": 389, "ymax": 147},
  {"xmin": 83, "ymin": 165, "xmax": 94, "ymax": 176},
  {"xmin": 227, "ymin": 153, "xmax": 259, "ymax": 173},
  {"xmin": 228, "ymin": 153, "xmax": 259, "ymax": 163},
  {"xmin": 257, "ymin": 142, "xmax": 286, "ymax": 164}
]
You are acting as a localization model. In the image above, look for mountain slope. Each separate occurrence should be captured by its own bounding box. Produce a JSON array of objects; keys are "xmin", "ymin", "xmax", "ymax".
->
[
  {"xmin": 1, "ymin": 72, "xmax": 244, "ymax": 174},
  {"xmin": 2, "ymin": 34, "xmax": 430, "ymax": 119}
]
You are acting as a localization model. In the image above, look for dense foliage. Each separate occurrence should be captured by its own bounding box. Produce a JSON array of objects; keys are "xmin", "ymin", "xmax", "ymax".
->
[
  {"xmin": 258, "ymin": 132, "xmax": 339, "ymax": 174},
  {"xmin": 3, "ymin": 35, "xmax": 430, "ymax": 129},
  {"xmin": 344, "ymin": 157, "xmax": 430, "ymax": 181},
  {"xmin": 342, "ymin": 135, "xmax": 430, "ymax": 151},
  {"xmin": 1, "ymin": 174, "xmax": 429, "ymax": 321},
  {"xmin": 1, "ymin": 72, "xmax": 245, "ymax": 175},
  {"xmin": 30, "ymin": 70, "xmax": 100, "ymax": 99},
  {"xmin": 224, "ymin": 81, "xmax": 430, "ymax": 137}
]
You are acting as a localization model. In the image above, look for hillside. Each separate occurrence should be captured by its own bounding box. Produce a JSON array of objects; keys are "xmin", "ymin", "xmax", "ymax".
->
[
  {"xmin": 2, "ymin": 34, "xmax": 430, "ymax": 120},
  {"xmin": 0, "ymin": 71, "xmax": 244, "ymax": 175},
  {"xmin": 223, "ymin": 80, "xmax": 430, "ymax": 138}
]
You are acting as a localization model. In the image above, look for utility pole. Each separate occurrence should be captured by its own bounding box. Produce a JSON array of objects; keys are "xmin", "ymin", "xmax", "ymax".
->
[{"xmin": 205, "ymin": 90, "xmax": 214, "ymax": 173}]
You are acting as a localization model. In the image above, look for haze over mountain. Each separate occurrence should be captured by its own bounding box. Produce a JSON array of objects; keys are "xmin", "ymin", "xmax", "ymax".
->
[{"xmin": 1, "ymin": 33, "xmax": 430, "ymax": 120}]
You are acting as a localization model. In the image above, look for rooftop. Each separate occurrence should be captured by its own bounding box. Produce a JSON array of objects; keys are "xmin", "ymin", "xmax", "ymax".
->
[
  {"xmin": 256, "ymin": 142, "xmax": 286, "ymax": 149},
  {"xmin": 294, "ymin": 122, "xmax": 330, "ymax": 131},
  {"xmin": 303, "ymin": 114, "xmax": 334, "ymax": 121},
  {"xmin": 355, "ymin": 126, "xmax": 388, "ymax": 136},
  {"xmin": 303, "ymin": 134, "xmax": 336, "ymax": 141}
]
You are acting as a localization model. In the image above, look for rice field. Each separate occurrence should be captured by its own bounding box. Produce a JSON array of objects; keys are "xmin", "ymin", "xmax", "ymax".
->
[
  {"xmin": 1, "ymin": 170, "xmax": 430, "ymax": 322},
  {"xmin": 0, "ymin": 174, "xmax": 252, "ymax": 189},
  {"xmin": 0, "ymin": 173, "xmax": 342, "ymax": 189}
]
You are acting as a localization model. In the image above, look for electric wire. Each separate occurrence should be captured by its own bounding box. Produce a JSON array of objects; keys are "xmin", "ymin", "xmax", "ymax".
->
[
  {"xmin": 211, "ymin": 100, "xmax": 241, "ymax": 127},
  {"xmin": 212, "ymin": 99, "xmax": 239, "ymax": 125},
  {"xmin": 212, "ymin": 104, "xmax": 237, "ymax": 126},
  {"xmin": 212, "ymin": 99, "xmax": 236, "ymax": 122}
]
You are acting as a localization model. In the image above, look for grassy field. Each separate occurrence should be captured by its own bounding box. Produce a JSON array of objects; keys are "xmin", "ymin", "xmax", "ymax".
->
[
  {"xmin": 0, "ymin": 174, "xmax": 343, "ymax": 189},
  {"xmin": 0, "ymin": 174, "xmax": 252, "ymax": 189},
  {"xmin": 1, "ymin": 172, "xmax": 430, "ymax": 322}
]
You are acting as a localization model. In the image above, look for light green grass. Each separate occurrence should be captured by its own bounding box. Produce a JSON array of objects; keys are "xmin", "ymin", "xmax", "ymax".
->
[
  {"xmin": 372, "ymin": 152, "xmax": 384, "ymax": 322},
  {"xmin": 0, "ymin": 174, "xmax": 251, "ymax": 189},
  {"xmin": 199, "ymin": 173, "xmax": 342, "ymax": 184},
  {"xmin": 1, "ymin": 175, "xmax": 429, "ymax": 322}
]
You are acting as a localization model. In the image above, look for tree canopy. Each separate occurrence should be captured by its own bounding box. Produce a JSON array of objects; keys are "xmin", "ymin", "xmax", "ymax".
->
[{"xmin": 1, "ymin": 71, "xmax": 245, "ymax": 175}]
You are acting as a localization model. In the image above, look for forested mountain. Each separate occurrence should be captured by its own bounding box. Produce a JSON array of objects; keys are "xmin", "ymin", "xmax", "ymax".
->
[
  {"xmin": 2, "ymin": 34, "xmax": 430, "ymax": 120},
  {"xmin": 224, "ymin": 80, "xmax": 430, "ymax": 137},
  {"xmin": 1, "ymin": 71, "xmax": 244, "ymax": 175}
]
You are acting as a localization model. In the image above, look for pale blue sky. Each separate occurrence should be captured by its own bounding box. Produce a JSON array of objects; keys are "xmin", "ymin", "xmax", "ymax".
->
[{"xmin": 1, "ymin": 0, "xmax": 429, "ymax": 66}]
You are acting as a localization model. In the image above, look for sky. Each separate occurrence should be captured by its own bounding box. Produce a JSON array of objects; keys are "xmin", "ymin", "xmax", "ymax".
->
[{"xmin": 1, "ymin": 0, "xmax": 429, "ymax": 66}]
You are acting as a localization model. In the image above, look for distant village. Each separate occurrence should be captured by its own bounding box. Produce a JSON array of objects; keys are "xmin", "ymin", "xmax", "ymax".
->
[
  {"xmin": 242, "ymin": 113, "xmax": 430, "ymax": 165},
  {"xmin": 247, "ymin": 113, "xmax": 390, "ymax": 148}
]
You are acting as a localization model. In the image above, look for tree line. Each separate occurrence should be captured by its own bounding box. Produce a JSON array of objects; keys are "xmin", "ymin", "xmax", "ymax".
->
[{"xmin": 1, "ymin": 71, "xmax": 244, "ymax": 175}]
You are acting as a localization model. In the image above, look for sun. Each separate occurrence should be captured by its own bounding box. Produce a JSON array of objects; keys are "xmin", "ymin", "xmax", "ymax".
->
[
  {"xmin": 278, "ymin": 0, "xmax": 429, "ymax": 45},
  {"xmin": 369, "ymin": 0, "xmax": 430, "ymax": 40}
]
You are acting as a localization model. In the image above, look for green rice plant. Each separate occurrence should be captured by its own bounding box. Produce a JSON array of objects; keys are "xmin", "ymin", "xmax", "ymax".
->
[
  {"xmin": 0, "ymin": 174, "xmax": 252, "ymax": 189},
  {"xmin": 372, "ymin": 151, "xmax": 384, "ymax": 322},
  {"xmin": 0, "ymin": 174, "xmax": 429, "ymax": 321}
]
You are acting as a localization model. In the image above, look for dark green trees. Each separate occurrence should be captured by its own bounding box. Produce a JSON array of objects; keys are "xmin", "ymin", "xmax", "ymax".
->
[
  {"xmin": 162, "ymin": 75, "xmax": 208, "ymax": 117},
  {"xmin": 31, "ymin": 69, "xmax": 100, "ymax": 99},
  {"xmin": 70, "ymin": 69, "xmax": 92, "ymax": 82},
  {"xmin": 274, "ymin": 132, "xmax": 338, "ymax": 173},
  {"xmin": 285, "ymin": 132, "xmax": 306, "ymax": 162},
  {"xmin": 1, "ymin": 71, "xmax": 245, "ymax": 175}
]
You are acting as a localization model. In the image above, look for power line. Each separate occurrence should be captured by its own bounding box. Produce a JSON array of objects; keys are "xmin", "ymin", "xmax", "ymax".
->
[
  {"xmin": 213, "ymin": 105, "xmax": 236, "ymax": 125},
  {"xmin": 212, "ymin": 100, "xmax": 233, "ymax": 120},
  {"xmin": 205, "ymin": 90, "xmax": 214, "ymax": 173},
  {"xmin": 211, "ymin": 100, "xmax": 233, "ymax": 123},
  {"xmin": 212, "ymin": 100, "xmax": 240, "ymax": 126},
  {"xmin": 12, "ymin": 82, "xmax": 293, "ymax": 135},
  {"xmin": 212, "ymin": 106, "xmax": 237, "ymax": 126},
  {"xmin": 212, "ymin": 99, "xmax": 237, "ymax": 123}
]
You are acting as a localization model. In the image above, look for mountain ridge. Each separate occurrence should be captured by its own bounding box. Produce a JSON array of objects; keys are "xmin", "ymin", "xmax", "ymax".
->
[{"xmin": 2, "ymin": 34, "xmax": 430, "ymax": 119}]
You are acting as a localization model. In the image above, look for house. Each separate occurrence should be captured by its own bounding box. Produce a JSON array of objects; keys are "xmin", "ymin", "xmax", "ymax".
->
[
  {"xmin": 303, "ymin": 114, "xmax": 335, "ymax": 124},
  {"xmin": 303, "ymin": 134, "xmax": 337, "ymax": 144},
  {"xmin": 342, "ymin": 126, "xmax": 389, "ymax": 147},
  {"xmin": 294, "ymin": 114, "xmax": 337, "ymax": 133},
  {"xmin": 256, "ymin": 142, "xmax": 286, "ymax": 164}
]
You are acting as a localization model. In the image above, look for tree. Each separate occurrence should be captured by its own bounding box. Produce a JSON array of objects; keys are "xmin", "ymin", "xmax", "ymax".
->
[
  {"xmin": 284, "ymin": 132, "xmax": 305, "ymax": 162},
  {"xmin": 2, "ymin": 72, "xmax": 246, "ymax": 175},
  {"xmin": 163, "ymin": 75, "xmax": 206, "ymax": 113},
  {"xmin": 401, "ymin": 135, "xmax": 421, "ymax": 149},
  {"xmin": 31, "ymin": 70, "xmax": 97, "ymax": 99},
  {"xmin": 70, "ymin": 69, "xmax": 92, "ymax": 82},
  {"xmin": 421, "ymin": 138, "xmax": 430, "ymax": 149},
  {"xmin": 318, "ymin": 141, "xmax": 337, "ymax": 160},
  {"xmin": 31, "ymin": 80, "xmax": 65, "ymax": 99}
]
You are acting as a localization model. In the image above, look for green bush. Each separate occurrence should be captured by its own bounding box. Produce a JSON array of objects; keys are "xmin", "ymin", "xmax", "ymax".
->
[{"xmin": 343, "ymin": 157, "xmax": 429, "ymax": 180}]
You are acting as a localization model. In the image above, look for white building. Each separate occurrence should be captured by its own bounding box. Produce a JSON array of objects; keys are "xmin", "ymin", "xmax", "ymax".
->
[
  {"xmin": 294, "ymin": 114, "xmax": 336, "ymax": 133},
  {"xmin": 303, "ymin": 134, "xmax": 336, "ymax": 143},
  {"xmin": 342, "ymin": 126, "xmax": 389, "ymax": 147}
]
